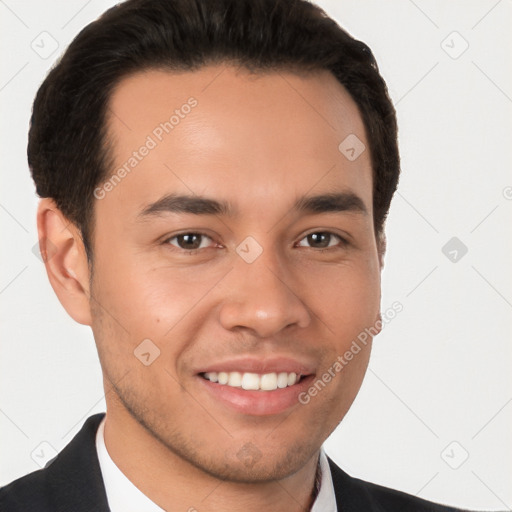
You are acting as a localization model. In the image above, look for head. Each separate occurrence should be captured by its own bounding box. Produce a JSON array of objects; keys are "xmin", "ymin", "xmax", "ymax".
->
[{"xmin": 32, "ymin": 0, "xmax": 399, "ymax": 483}]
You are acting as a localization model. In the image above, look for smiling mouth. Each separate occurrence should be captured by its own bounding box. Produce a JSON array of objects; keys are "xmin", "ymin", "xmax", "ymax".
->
[{"xmin": 200, "ymin": 371, "xmax": 306, "ymax": 391}]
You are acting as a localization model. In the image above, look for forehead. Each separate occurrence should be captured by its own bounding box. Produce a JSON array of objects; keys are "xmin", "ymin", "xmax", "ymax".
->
[{"xmin": 101, "ymin": 66, "xmax": 372, "ymax": 221}]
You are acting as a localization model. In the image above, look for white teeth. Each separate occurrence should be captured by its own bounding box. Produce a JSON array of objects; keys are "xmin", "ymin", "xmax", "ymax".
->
[
  {"xmin": 277, "ymin": 372, "xmax": 289, "ymax": 389},
  {"xmin": 203, "ymin": 371, "xmax": 301, "ymax": 391},
  {"xmin": 260, "ymin": 372, "xmax": 278, "ymax": 391},
  {"xmin": 204, "ymin": 372, "xmax": 218, "ymax": 382},
  {"xmin": 241, "ymin": 372, "xmax": 260, "ymax": 390},
  {"xmin": 228, "ymin": 371, "xmax": 242, "ymax": 387}
]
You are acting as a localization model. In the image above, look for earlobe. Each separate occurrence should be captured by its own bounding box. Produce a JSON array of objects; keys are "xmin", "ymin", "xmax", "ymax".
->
[
  {"xmin": 377, "ymin": 232, "xmax": 387, "ymax": 270},
  {"xmin": 374, "ymin": 311, "xmax": 383, "ymax": 336},
  {"xmin": 36, "ymin": 198, "xmax": 93, "ymax": 326}
]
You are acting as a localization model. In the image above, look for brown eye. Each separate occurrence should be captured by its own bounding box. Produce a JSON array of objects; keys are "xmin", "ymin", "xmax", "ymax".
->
[
  {"xmin": 307, "ymin": 232, "xmax": 331, "ymax": 248},
  {"xmin": 297, "ymin": 232, "xmax": 345, "ymax": 249},
  {"xmin": 167, "ymin": 233, "xmax": 212, "ymax": 250}
]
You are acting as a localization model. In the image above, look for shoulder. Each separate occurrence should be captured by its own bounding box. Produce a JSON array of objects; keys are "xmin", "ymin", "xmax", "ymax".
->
[
  {"xmin": 0, "ymin": 413, "xmax": 108, "ymax": 512},
  {"xmin": 0, "ymin": 468, "xmax": 51, "ymax": 512},
  {"xmin": 327, "ymin": 457, "xmax": 483, "ymax": 512}
]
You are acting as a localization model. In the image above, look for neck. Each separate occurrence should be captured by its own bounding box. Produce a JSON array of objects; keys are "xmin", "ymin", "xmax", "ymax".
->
[{"xmin": 102, "ymin": 406, "xmax": 320, "ymax": 512}]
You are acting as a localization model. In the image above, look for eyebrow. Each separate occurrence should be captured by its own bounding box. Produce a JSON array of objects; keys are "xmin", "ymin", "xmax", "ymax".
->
[
  {"xmin": 136, "ymin": 191, "xmax": 367, "ymax": 220},
  {"xmin": 294, "ymin": 192, "xmax": 367, "ymax": 216},
  {"xmin": 137, "ymin": 194, "xmax": 231, "ymax": 218}
]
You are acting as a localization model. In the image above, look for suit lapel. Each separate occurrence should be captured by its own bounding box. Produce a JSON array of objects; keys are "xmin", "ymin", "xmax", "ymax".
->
[
  {"xmin": 327, "ymin": 457, "xmax": 384, "ymax": 512},
  {"xmin": 43, "ymin": 413, "xmax": 111, "ymax": 511}
]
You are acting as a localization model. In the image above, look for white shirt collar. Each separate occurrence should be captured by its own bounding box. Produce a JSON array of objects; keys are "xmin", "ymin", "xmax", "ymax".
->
[
  {"xmin": 95, "ymin": 416, "xmax": 165, "ymax": 512},
  {"xmin": 95, "ymin": 416, "xmax": 337, "ymax": 512},
  {"xmin": 311, "ymin": 444, "xmax": 338, "ymax": 512}
]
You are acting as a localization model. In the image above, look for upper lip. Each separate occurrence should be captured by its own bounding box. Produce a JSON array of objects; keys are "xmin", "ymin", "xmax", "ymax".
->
[{"xmin": 197, "ymin": 356, "xmax": 316, "ymax": 376}]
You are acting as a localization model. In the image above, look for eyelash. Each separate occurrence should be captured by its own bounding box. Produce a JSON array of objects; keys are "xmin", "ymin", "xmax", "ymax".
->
[
  {"xmin": 162, "ymin": 231, "xmax": 350, "ymax": 254},
  {"xmin": 163, "ymin": 231, "xmax": 216, "ymax": 255},
  {"xmin": 297, "ymin": 231, "xmax": 349, "ymax": 252}
]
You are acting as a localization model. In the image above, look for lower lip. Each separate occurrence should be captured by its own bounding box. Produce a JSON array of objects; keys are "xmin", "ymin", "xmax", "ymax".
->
[{"xmin": 197, "ymin": 375, "xmax": 315, "ymax": 416}]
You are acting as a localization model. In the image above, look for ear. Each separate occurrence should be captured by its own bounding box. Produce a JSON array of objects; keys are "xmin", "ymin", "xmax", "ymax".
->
[
  {"xmin": 376, "ymin": 231, "xmax": 387, "ymax": 270},
  {"xmin": 36, "ymin": 198, "xmax": 93, "ymax": 325},
  {"xmin": 374, "ymin": 232, "xmax": 386, "ymax": 337},
  {"xmin": 374, "ymin": 310, "xmax": 383, "ymax": 337}
]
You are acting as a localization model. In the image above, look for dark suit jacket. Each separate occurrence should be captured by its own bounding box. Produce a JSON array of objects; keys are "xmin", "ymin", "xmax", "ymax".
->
[{"xmin": 0, "ymin": 413, "xmax": 483, "ymax": 511}]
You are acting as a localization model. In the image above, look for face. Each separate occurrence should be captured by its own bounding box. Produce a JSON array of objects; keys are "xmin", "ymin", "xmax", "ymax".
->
[{"xmin": 89, "ymin": 65, "xmax": 382, "ymax": 482}]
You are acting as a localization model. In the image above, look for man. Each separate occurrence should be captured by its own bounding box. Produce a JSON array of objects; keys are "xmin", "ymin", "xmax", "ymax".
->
[{"xmin": 0, "ymin": 0, "xmax": 486, "ymax": 511}]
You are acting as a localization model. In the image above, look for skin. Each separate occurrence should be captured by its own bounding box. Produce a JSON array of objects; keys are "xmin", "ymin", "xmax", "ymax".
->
[{"xmin": 38, "ymin": 65, "xmax": 384, "ymax": 511}]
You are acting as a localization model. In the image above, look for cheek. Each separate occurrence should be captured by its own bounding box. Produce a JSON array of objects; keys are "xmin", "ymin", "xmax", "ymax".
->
[
  {"xmin": 89, "ymin": 251, "xmax": 231, "ymax": 376},
  {"xmin": 297, "ymin": 258, "xmax": 381, "ymax": 336},
  {"xmin": 91, "ymin": 251, "xmax": 199, "ymax": 333}
]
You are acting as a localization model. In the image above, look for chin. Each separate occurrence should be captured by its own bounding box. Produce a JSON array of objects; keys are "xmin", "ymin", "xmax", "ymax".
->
[{"xmin": 196, "ymin": 448, "xmax": 312, "ymax": 483}]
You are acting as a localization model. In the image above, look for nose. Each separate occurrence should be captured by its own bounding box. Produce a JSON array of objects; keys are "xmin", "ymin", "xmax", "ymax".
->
[{"xmin": 218, "ymin": 252, "xmax": 311, "ymax": 338}]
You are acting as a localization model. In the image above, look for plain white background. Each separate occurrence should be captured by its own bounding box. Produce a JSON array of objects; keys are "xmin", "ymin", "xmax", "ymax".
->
[{"xmin": 1, "ymin": 1, "xmax": 511, "ymax": 510}]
